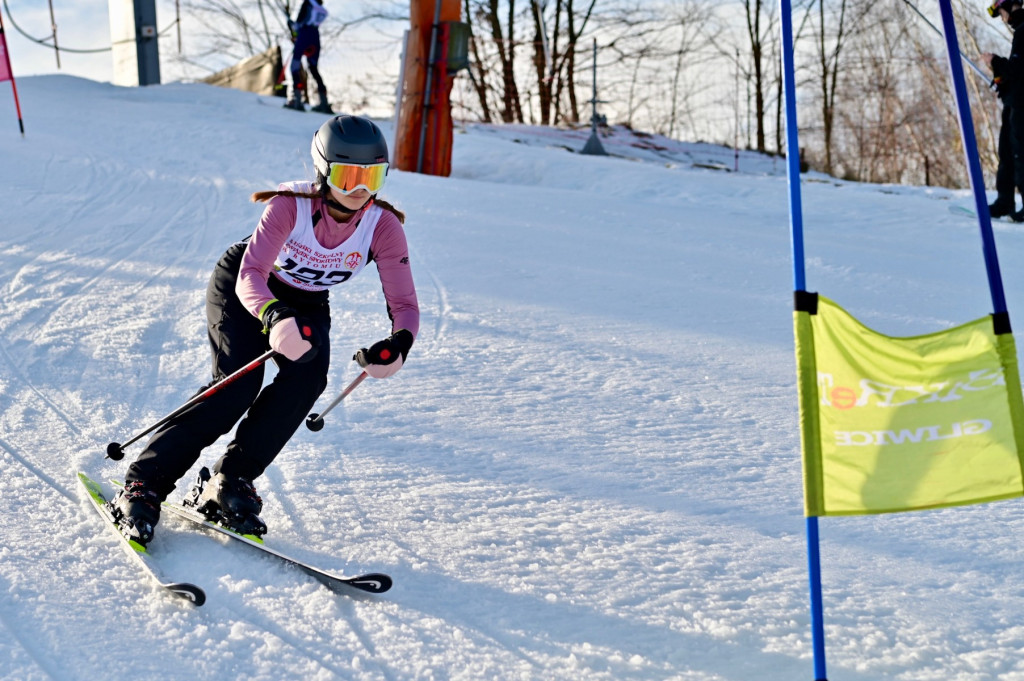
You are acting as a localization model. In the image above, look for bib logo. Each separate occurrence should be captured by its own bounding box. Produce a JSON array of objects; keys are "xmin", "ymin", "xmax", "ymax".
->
[{"xmin": 345, "ymin": 252, "xmax": 363, "ymax": 269}]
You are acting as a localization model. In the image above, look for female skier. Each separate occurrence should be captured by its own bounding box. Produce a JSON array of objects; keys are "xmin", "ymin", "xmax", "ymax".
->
[
  {"xmin": 111, "ymin": 115, "xmax": 419, "ymax": 545},
  {"xmin": 285, "ymin": 0, "xmax": 332, "ymax": 113}
]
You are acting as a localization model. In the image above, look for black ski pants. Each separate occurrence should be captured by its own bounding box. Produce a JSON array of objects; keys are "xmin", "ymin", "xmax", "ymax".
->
[
  {"xmin": 994, "ymin": 103, "xmax": 1024, "ymax": 208},
  {"xmin": 126, "ymin": 241, "xmax": 331, "ymax": 499}
]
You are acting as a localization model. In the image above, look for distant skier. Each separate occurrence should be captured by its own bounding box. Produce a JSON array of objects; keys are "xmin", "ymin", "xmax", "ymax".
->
[
  {"xmin": 286, "ymin": 0, "xmax": 332, "ymax": 113},
  {"xmin": 982, "ymin": 0, "xmax": 1024, "ymax": 221},
  {"xmin": 110, "ymin": 115, "xmax": 419, "ymax": 545}
]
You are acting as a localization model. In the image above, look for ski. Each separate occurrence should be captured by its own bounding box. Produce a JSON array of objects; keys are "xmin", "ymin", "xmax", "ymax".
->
[
  {"xmin": 112, "ymin": 479, "xmax": 392, "ymax": 595},
  {"xmin": 256, "ymin": 96, "xmax": 308, "ymax": 112},
  {"xmin": 948, "ymin": 204, "xmax": 1021, "ymax": 222},
  {"xmin": 77, "ymin": 473, "xmax": 206, "ymax": 606}
]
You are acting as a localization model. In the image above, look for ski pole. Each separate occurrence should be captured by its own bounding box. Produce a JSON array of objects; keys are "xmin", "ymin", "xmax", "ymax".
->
[
  {"xmin": 106, "ymin": 349, "xmax": 277, "ymax": 461},
  {"xmin": 901, "ymin": 0, "xmax": 995, "ymax": 86},
  {"xmin": 305, "ymin": 371, "xmax": 367, "ymax": 432}
]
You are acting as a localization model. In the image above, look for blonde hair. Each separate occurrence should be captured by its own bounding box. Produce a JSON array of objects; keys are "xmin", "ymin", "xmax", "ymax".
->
[{"xmin": 251, "ymin": 188, "xmax": 406, "ymax": 224}]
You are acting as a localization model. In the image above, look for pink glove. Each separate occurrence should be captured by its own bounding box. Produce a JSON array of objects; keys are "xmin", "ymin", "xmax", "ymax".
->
[
  {"xmin": 354, "ymin": 330, "xmax": 413, "ymax": 378},
  {"xmin": 362, "ymin": 355, "xmax": 404, "ymax": 379},
  {"xmin": 270, "ymin": 318, "xmax": 315, "ymax": 362}
]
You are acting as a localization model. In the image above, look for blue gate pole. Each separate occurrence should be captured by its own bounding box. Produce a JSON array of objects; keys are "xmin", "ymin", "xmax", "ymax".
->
[
  {"xmin": 779, "ymin": 0, "xmax": 827, "ymax": 677},
  {"xmin": 781, "ymin": 0, "xmax": 806, "ymax": 294},
  {"xmin": 806, "ymin": 517, "xmax": 827, "ymax": 680},
  {"xmin": 936, "ymin": 0, "xmax": 1009, "ymax": 313}
]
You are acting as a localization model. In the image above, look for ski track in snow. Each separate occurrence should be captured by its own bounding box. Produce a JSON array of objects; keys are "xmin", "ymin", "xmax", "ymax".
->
[
  {"xmin": 7, "ymin": 75, "xmax": 1024, "ymax": 680},
  {"xmin": 409, "ymin": 239, "xmax": 453, "ymax": 353}
]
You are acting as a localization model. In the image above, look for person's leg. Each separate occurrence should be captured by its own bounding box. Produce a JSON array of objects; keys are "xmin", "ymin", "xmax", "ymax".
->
[
  {"xmin": 1007, "ymin": 105, "xmax": 1024, "ymax": 221},
  {"xmin": 286, "ymin": 46, "xmax": 307, "ymax": 109},
  {"xmin": 307, "ymin": 34, "xmax": 331, "ymax": 113},
  {"xmin": 212, "ymin": 311, "xmax": 331, "ymax": 482},
  {"xmin": 126, "ymin": 244, "xmax": 267, "ymax": 499},
  {"xmin": 993, "ymin": 106, "xmax": 1016, "ymax": 216}
]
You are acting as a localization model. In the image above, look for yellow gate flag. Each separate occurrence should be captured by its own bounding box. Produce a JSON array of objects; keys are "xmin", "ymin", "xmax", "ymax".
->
[{"xmin": 795, "ymin": 294, "xmax": 1024, "ymax": 516}]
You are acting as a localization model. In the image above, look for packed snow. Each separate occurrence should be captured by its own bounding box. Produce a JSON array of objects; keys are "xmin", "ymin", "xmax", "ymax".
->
[{"xmin": 2, "ymin": 75, "xmax": 1024, "ymax": 680}]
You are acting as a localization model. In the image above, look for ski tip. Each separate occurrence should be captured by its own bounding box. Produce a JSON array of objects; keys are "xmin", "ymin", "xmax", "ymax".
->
[
  {"xmin": 347, "ymin": 573, "xmax": 392, "ymax": 594},
  {"xmin": 168, "ymin": 583, "xmax": 207, "ymax": 606},
  {"xmin": 78, "ymin": 472, "xmax": 105, "ymax": 499}
]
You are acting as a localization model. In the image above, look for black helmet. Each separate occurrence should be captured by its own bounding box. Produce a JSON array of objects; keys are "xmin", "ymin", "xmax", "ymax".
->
[
  {"xmin": 989, "ymin": 0, "xmax": 1015, "ymax": 17},
  {"xmin": 311, "ymin": 115, "xmax": 389, "ymax": 181}
]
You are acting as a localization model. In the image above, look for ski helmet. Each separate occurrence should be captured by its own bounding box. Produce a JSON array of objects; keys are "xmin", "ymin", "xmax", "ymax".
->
[
  {"xmin": 310, "ymin": 115, "xmax": 389, "ymax": 190},
  {"xmin": 989, "ymin": 0, "xmax": 1014, "ymax": 17}
]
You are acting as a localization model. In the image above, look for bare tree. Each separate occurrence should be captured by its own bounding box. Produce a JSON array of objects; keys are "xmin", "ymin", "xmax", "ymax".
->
[
  {"xmin": 665, "ymin": 4, "xmax": 716, "ymax": 138},
  {"xmin": 523, "ymin": 0, "xmax": 598, "ymax": 125},
  {"xmin": 461, "ymin": 0, "xmax": 597, "ymax": 126},
  {"xmin": 598, "ymin": 5, "xmax": 666, "ymax": 127},
  {"xmin": 465, "ymin": 0, "xmax": 496, "ymax": 121},
  {"xmin": 837, "ymin": 12, "xmax": 915, "ymax": 183},
  {"xmin": 547, "ymin": 0, "xmax": 598, "ymax": 124},
  {"xmin": 741, "ymin": 0, "xmax": 774, "ymax": 152},
  {"xmin": 530, "ymin": 0, "xmax": 556, "ymax": 124},
  {"xmin": 480, "ymin": 0, "xmax": 524, "ymax": 122},
  {"xmin": 589, "ymin": 1, "xmax": 716, "ymax": 136},
  {"xmin": 814, "ymin": 0, "xmax": 846, "ymax": 175}
]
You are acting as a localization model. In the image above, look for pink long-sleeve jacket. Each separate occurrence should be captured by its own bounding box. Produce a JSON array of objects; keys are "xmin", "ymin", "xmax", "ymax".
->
[{"xmin": 235, "ymin": 185, "xmax": 419, "ymax": 338}]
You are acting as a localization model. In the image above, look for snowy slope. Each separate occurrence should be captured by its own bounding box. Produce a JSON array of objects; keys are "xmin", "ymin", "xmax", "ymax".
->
[{"xmin": 2, "ymin": 75, "xmax": 1024, "ymax": 680}]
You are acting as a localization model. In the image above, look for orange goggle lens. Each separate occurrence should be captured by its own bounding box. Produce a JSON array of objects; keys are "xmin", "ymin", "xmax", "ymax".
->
[{"xmin": 326, "ymin": 162, "xmax": 388, "ymax": 195}]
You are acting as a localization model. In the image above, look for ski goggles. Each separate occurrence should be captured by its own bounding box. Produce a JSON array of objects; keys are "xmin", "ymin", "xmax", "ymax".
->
[
  {"xmin": 989, "ymin": 0, "xmax": 1009, "ymax": 17},
  {"xmin": 325, "ymin": 162, "xmax": 388, "ymax": 195}
]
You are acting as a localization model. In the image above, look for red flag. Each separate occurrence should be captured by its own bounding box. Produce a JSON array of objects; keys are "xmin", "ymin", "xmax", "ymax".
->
[
  {"xmin": 0, "ymin": 12, "xmax": 24, "ymax": 134},
  {"xmin": 0, "ymin": 32, "xmax": 9, "ymax": 82}
]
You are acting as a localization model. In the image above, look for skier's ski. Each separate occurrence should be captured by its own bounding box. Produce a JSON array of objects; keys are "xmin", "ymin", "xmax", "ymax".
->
[
  {"xmin": 112, "ymin": 480, "xmax": 392, "ymax": 595},
  {"xmin": 77, "ymin": 473, "xmax": 206, "ymax": 606},
  {"xmin": 256, "ymin": 96, "xmax": 307, "ymax": 112},
  {"xmin": 948, "ymin": 204, "xmax": 1021, "ymax": 222},
  {"xmin": 166, "ymin": 500, "xmax": 392, "ymax": 594}
]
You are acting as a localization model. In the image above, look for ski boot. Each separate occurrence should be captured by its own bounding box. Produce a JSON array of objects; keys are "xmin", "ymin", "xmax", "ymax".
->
[
  {"xmin": 109, "ymin": 481, "xmax": 161, "ymax": 546},
  {"xmin": 183, "ymin": 467, "xmax": 267, "ymax": 538},
  {"xmin": 309, "ymin": 89, "xmax": 329, "ymax": 113},
  {"xmin": 990, "ymin": 199, "xmax": 1017, "ymax": 219},
  {"xmin": 283, "ymin": 88, "xmax": 306, "ymax": 112},
  {"xmin": 311, "ymin": 82, "xmax": 332, "ymax": 114}
]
